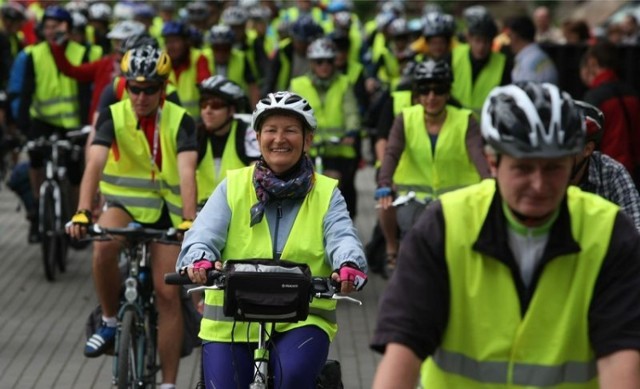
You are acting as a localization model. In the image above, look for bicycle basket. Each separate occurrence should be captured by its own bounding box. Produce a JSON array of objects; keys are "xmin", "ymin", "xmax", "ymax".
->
[{"xmin": 223, "ymin": 260, "xmax": 312, "ymax": 323}]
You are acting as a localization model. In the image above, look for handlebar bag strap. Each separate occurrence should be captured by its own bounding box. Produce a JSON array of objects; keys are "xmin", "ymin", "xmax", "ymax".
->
[{"xmin": 223, "ymin": 259, "xmax": 312, "ymax": 323}]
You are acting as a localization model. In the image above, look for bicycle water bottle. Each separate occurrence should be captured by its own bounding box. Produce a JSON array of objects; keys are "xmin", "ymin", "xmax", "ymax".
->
[{"xmin": 138, "ymin": 266, "xmax": 152, "ymax": 296}]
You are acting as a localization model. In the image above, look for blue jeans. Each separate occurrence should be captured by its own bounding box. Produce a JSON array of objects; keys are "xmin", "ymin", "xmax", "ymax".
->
[{"xmin": 202, "ymin": 326, "xmax": 330, "ymax": 389}]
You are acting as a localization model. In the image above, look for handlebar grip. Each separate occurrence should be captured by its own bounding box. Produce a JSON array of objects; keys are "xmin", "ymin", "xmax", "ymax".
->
[{"xmin": 164, "ymin": 272, "xmax": 192, "ymax": 285}]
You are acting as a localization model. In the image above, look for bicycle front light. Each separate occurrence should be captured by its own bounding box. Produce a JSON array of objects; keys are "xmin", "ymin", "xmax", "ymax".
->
[{"xmin": 124, "ymin": 277, "xmax": 138, "ymax": 303}]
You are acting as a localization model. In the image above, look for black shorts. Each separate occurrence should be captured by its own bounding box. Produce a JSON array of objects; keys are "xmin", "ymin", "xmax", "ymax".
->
[
  {"xmin": 106, "ymin": 200, "xmax": 173, "ymax": 230},
  {"xmin": 27, "ymin": 119, "xmax": 84, "ymax": 185}
]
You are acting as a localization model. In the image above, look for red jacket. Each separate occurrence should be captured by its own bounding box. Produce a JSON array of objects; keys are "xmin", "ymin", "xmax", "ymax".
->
[
  {"xmin": 585, "ymin": 69, "xmax": 640, "ymax": 179},
  {"xmin": 50, "ymin": 42, "xmax": 118, "ymax": 121}
]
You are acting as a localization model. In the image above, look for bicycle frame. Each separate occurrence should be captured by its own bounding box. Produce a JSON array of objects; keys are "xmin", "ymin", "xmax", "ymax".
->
[{"xmin": 171, "ymin": 269, "xmax": 362, "ymax": 389}]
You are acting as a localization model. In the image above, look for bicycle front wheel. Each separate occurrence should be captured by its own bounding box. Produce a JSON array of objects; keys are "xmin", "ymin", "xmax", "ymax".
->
[
  {"xmin": 117, "ymin": 309, "xmax": 139, "ymax": 389},
  {"xmin": 40, "ymin": 185, "xmax": 58, "ymax": 281}
]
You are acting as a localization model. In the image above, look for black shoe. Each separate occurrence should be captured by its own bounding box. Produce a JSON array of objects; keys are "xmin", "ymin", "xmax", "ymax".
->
[{"xmin": 28, "ymin": 221, "xmax": 41, "ymax": 244}]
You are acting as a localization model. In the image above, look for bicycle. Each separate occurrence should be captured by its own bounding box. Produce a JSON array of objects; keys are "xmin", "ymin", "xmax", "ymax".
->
[
  {"xmin": 165, "ymin": 260, "xmax": 362, "ymax": 389},
  {"xmin": 87, "ymin": 223, "xmax": 178, "ymax": 389},
  {"xmin": 311, "ymin": 135, "xmax": 342, "ymax": 175},
  {"xmin": 27, "ymin": 126, "xmax": 90, "ymax": 280}
]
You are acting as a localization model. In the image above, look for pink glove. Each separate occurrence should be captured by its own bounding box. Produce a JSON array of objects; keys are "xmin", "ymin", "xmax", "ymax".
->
[
  {"xmin": 192, "ymin": 260, "xmax": 214, "ymax": 270},
  {"xmin": 338, "ymin": 265, "xmax": 367, "ymax": 291}
]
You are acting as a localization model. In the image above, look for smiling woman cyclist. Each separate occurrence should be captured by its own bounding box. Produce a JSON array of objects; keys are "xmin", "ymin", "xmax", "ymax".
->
[{"xmin": 177, "ymin": 91, "xmax": 368, "ymax": 389}]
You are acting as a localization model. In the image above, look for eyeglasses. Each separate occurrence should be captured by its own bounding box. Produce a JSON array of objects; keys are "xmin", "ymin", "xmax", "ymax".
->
[
  {"xmin": 313, "ymin": 58, "xmax": 333, "ymax": 65},
  {"xmin": 128, "ymin": 84, "xmax": 162, "ymax": 96},
  {"xmin": 200, "ymin": 100, "xmax": 229, "ymax": 110},
  {"xmin": 416, "ymin": 84, "xmax": 449, "ymax": 96}
]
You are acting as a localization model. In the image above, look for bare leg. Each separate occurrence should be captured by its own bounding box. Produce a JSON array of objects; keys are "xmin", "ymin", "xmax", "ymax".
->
[
  {"xmin": 151, "ymin": 242, "xmax": 183, "ymax": 384},
  {"xmin": 378, "ymin": 206, "xmax": 399, "ymax": 266},
  {"xmin": 93, "ymin": 207, "xmax": 131, "ymax": 317}
]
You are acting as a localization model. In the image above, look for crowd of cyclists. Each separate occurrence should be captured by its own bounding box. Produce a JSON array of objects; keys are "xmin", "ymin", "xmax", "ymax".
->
[{"xmin": 2, "ymin": 0, "xmax": 640, "ymax": 388}]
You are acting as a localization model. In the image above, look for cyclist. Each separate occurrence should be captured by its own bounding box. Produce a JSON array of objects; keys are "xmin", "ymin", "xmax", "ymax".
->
[
  {"xmin": 161, "ymin": 21, "xmax": 211, "ymax": 119},
  {"xmin": 410, "ymin": 11, "xmax": 456, "ymax": 62},
  {"xmin": 571, "ymin": 100, "xmax": 640, "ymax": 231},
  {"xmin": 66, "ymin": 46, "xmax": 197, "ymax": 389},
  {"xmin": 177, "ymin": 91, "xmax": 367, "ymax": 389},
  {"xmin": 195, "ymin": 75, "xmax": 260, "ymax": 205},
  {"xmin": 371, "ymin": 82, "xmax": 640, "ymax": 388},
  {"xmin": 49, "ymin": 20, "xmax": 146, "ymax": 125},
  {"xmin": 289, "ymin": 37, "xmax": 361, "ymax": 218},
  {"xmin": 450, "ymin": 6, "xmax": 510, "ymax": 114},
  {"xmin": 17, "ymin": 6, "xmax": 91, "ymax": 243},
  {"xmin": 376, "ymin": 59, "xmax": 490, "ymax": 244}
]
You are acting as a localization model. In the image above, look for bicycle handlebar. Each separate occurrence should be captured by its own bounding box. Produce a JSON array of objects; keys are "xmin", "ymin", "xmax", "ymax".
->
[
  {"xmin": 85, "ymin": 223, "xmax": 179, "ymax": 245},
  {"xmin": 25, "ymin": 125, "xmax": 92, "ymax": 151},
  {"xmin": 164, "ymin": 269, "xmax": 362, "ymax": 305}
]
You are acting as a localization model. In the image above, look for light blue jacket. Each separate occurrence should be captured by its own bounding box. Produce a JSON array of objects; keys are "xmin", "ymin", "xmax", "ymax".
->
[{"xmin": 177, "ymin": 178, "xmax": 368, "ymax": 273}]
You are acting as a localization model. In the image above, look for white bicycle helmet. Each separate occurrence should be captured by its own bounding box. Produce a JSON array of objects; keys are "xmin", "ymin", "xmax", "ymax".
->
[
  {"xmin": 481, "ymin": 82, "xmax": 585, "ymax": 158},
  {"xmin": 252, "ymin": 92, "xmax": 317, "ymax": 132},
  {"xmin": 307, "ymin": 37, "xmax": 336, "ymax": 60},
  {"xmin": 221, "ymin": 6, "xmax": 248, "ymax": 26},
  {"xmin": 88, "ymin": 2, "xmax": 111, "ymax": 22},
  {"xmin": 107, "ymin": 20, "xmax": 146, "ymax": 40},
  {"xmin": 198, "ymin": 75, "xmax": 246, "ymax": 104},
  {"xmin": 209, "ymin": 24, "xmax": 235, "ymax": 45}
]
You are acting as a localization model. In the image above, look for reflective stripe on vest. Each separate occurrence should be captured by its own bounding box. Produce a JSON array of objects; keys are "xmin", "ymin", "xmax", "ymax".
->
[
  {"xmin": 169, "ymin": 48, "xmax": 201, "ymax": 119},
  {"xmin": 290, "ymin": 75, "xmax": 354, "ymax": 158},
  {"xmin": 451, "ymin": 43, "xmax": 505, "ymax": 113},
  {"xmin": 100, "ymin": 100, "xmax": 187, "ymax": 226},
  {"xmin": 421, "ymin": 180, "xmax": 617, "ymax": 388},
  {"xmin": 30, "ymin": 41, "xmax": 85, "ymax": 129},
  {"xmin": 432, "ymin": 349, "xmax": 597, "ymax": 386},
  {"xmin": 199, "ymin": 166, "xmax": 339, "ymax": 343},
  {"xmin": 195, "ymin": 120, "xmax": 247, "ymax": 203},
  {"xmin": 393, "ymin": 104, "xmax": 480, "ymax": 200}
]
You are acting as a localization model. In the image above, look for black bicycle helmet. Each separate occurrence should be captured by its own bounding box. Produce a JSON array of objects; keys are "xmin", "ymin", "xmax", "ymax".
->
[
  {"xmin": 422, "ymin": 12, "xmax": 455, "ymax": 38},
  {"xmin": 574, "ymin": 100, "xmax": 605, "ymax": 145},
  {"xmin": 209, "ymin": 24, "xmax": 235, "ymax": 45},
  {"xmin": 465, "ymin": 6, "xmax": 498, "ymax": 39},
  {"xmin": 198, "ymin": 75, "xmax": 246, "ymax": 106},
  {"xmin": 121, "ymin": 46, "xmax": 172, "ymax": 83},
  {"xmin": 252, "ymin": 92, "xmax": 317, "ymax": 132},
  {"xmin": 1, "ymin": 3, "xmax": 26, "ymax": 21},
  {"xmin": 413, "ymin": 59, "xmax": 453, "ymax": 84},
  {"xmin": 481, "ymin": 82, "xmax": 585, "ymax": 158}
]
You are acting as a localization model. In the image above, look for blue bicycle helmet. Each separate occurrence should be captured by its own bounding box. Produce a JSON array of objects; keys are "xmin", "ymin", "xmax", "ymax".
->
[
  {"xmin": 162, "ymin": 21, "xmax": 190, "ymax": 38},
  {"xmin": 43, "ymin": 6, "xmax": 73, "ymax": 26},
  {"xmin": 290, "ymin": 16, "xmax": 324, "ymax": 43}
]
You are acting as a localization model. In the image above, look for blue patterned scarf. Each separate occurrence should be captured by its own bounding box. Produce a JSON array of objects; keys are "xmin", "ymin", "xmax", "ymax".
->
[{"xmin": 250, "ymin": 156, "xmax": 315, "ymax": 227}]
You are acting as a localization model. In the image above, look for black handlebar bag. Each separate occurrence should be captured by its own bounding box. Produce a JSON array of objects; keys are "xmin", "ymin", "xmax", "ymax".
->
[{"xmin": 223, "ymin": 260, "xmax": 312, "ymax": 323}]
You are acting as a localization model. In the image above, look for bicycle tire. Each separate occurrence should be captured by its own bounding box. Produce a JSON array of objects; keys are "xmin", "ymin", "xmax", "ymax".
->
[
  {"xmin": 117, "ymin": 309, "xmax": 138, "ymax": 389},
  {"xmin": 56, "ymin": 183, "xmax": 70, "ymax": 273},
  {"xmin": 143, "ymin": 309, "xmax": 158, "ymax": 388},
  {"xmin": 40, "ymin": 185, "xmax": 58, "ymax": 281}
]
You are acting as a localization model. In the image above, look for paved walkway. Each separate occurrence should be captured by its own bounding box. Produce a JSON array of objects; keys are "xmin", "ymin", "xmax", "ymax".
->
[{"xmin": 0, "ymin": 166, "xmax": 385, "ymax": 389}]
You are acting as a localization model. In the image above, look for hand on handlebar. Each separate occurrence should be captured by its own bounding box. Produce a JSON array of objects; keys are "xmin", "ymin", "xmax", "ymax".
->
[
  {"xmin": 65, "ymin": 209, "xmax": 92, "ymax": 240},
  {"xmin": 184, "ymin": 259, "xmax": 222, "ymax": 285},
  {"xmin": 375, "ymin": 187, "xmax": 394, "ymax": 211},
  {"xmin": 331, "ymin": 262, "xmax": 367, "ymax": 294}
]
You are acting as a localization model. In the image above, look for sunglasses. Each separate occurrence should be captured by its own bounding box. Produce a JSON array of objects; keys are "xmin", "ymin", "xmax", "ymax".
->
[
  {"xmin": 200, "ymin": 100, "xmax": 229, "ymax": 110},
  {"xmin": 416, "ymin": 84, "xmax": 449, "ymax": 96},
  {"xmin": 127, "ymin": 84, "xmax": 162, "ymax": 96},
  {"xmin": 313, "ymin": 58, "xmax": 333, "ymax": 65}
]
